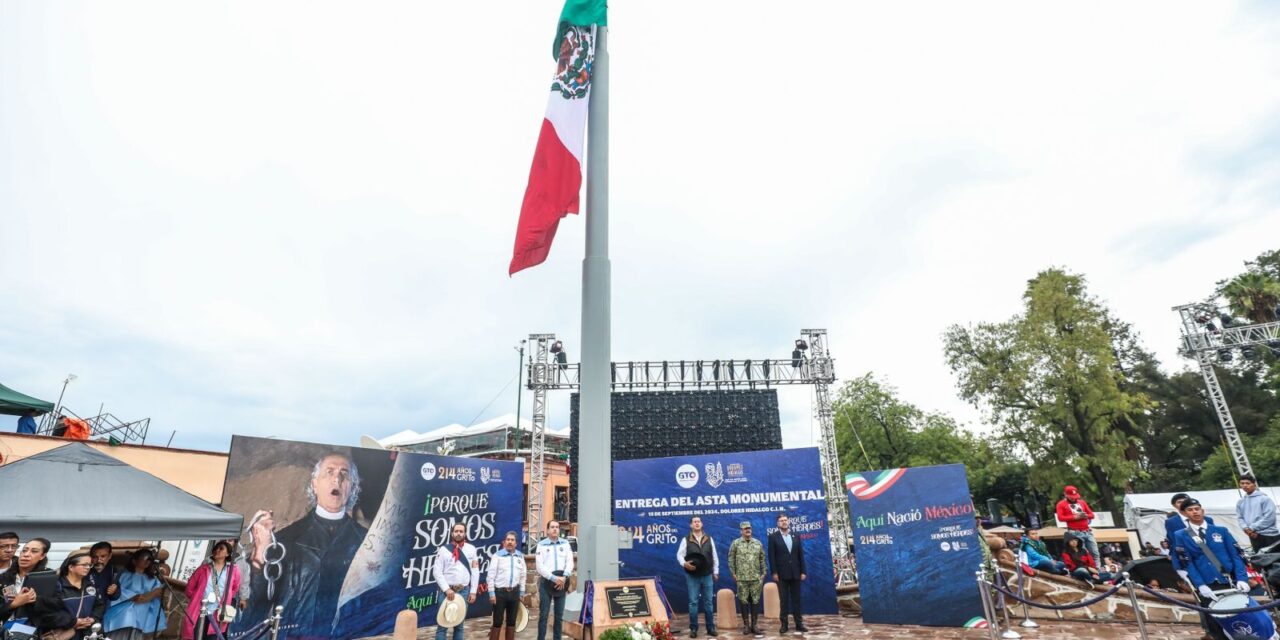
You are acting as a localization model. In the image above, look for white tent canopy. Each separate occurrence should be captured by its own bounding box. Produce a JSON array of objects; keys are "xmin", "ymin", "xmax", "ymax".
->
[
  {"xmin": 1123, "ymin": 487, "xmax": 1280, "ymax": 546},
  {"xmin": 377, "ymin": 413, "xmax": 569, "ymax": 448}
]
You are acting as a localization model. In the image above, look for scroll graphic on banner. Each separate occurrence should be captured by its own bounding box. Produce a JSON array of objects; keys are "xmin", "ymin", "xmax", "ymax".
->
[
  {"xmin": 612, "ymin": 447, "xmax": 837, "ymax": 614},
  {"xmin": 220, "ymin": 436, "xmax": 522, "ymax": 640},
  {"xmin": 847, "ymin": 463, "xmax": 986, "ymax": 628}
]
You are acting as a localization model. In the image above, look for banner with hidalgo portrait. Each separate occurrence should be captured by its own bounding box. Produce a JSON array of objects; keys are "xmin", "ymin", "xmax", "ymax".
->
[
  {"xmin": 612, "ymin": 448, "xmax": 837, "ymax": 614},
  {"xmin": 846, "ymin": 463, "xmax": 986, "ymax": 628},
  {"xmin": 220, "ymin": 436, "xmax": 522, "ymax": 640}
]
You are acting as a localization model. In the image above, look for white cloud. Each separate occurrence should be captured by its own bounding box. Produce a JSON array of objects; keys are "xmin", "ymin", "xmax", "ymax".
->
[{"xmin": 1, "ymin": 1, "xmax": 1278, "ymax": 456}]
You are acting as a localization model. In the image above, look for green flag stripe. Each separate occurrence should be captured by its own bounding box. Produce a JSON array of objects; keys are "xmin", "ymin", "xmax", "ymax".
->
[
  {"xmin": 560, "ymin": 0, "xmax": 606, "ymax": 27},
  {"xmin": 552, "ymin": 0, "xmax": 606, "ymax": 59}
]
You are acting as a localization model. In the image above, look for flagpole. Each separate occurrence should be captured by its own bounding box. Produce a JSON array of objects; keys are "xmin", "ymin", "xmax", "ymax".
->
[{"xmin": 577, "ymin": 23, "xmax": 617, "ymax": 585}]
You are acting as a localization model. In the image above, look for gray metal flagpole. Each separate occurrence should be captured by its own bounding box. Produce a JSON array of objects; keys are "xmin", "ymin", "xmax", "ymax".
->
[{"xmin": 576, "ymin": 23, "xmax": 617, "ymax": 586}]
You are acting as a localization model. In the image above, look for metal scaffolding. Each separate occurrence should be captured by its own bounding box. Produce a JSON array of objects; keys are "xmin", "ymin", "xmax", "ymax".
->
[
  {"xmin": 37, "ymin": 408, "xmax": 150, "ymax": 444},
  {"xmin": 523, "ymin": 329, "xmax": 856, "ymax": 583},
  {"xmin": 1174, "ymin": 302, "xmax": 1280, "ymax": 479},
  {"xmin": 525, "ymin": 333, "xmax": 555, "ymax": 543},
  {"xmin": 800, "ymin": 329, "xmax": 856, "ymax": 584}
]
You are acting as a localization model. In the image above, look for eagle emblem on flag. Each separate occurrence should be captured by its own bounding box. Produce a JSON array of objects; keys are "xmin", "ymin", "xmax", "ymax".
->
[{"xmin": 551, "ymin": 25, "xmax": 594, "ymax": 100}]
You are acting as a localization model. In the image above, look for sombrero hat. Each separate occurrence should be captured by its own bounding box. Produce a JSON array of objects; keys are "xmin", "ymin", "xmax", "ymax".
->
[
  {"xmin": 684, "ymin": 550, "xmax": 708, "ymax": 573},
  {"xmin": 516, "ymin": 602, "xmax": 529, "ymax": 632},
  {"xmin": 436, "ymin": 597, "xmax": 467, "ymax": 628}
]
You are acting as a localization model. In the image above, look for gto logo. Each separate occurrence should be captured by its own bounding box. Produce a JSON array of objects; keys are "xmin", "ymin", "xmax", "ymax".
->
[
  {"xmin": 675, "ymin": 464, "xmax": 699, "ymax": 489},
  {"xmin": 420, "ymin": 462, "xmax": 437, "ymax": 481}
]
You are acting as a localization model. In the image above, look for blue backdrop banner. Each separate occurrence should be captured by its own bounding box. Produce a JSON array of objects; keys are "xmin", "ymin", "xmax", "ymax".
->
[
  {"xmin": 613, "ymin": 447, "xmax": 836, "ymax": 614},
  {"xmin": 846, "ymin": 463, "xmax": 985, "ymax": 628},
  {"xmin": 221, "ymin": 436, "xmax": 523, "ymax": 640}
]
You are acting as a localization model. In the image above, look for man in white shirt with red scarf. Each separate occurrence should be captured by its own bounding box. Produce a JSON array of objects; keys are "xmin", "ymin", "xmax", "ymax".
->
[{"xmin": 433, "ymin": 523, "xmax": 479, "ymax": 640}]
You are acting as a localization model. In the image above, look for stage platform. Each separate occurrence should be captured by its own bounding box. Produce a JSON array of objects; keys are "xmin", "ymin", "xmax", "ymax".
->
[{"xmin": 362, "ymin": 613, "xmax": 1204, "ymax": 640}]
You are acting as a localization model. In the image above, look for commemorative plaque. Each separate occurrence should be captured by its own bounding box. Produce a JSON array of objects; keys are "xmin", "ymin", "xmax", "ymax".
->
[
  {"xmin": 576, "ymin": 577, "xmax": 669, "ymax": 640},
  {"xmin": 604, "ymin": 585, "xmax": 651, "ymax": 619}
]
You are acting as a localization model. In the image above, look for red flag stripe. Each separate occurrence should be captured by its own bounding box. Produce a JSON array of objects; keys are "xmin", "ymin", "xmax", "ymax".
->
[{"xmin": 509, "ymin": 118, "xmax": 582, "ymax": 275}]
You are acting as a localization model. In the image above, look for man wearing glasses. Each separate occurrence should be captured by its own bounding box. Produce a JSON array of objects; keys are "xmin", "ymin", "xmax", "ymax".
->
[{"xmin": 0, "ymin": 532, "xmax": 18, "ymax": 573}]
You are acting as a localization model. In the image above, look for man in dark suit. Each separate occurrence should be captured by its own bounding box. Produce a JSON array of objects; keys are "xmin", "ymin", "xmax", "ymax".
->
[{"xmin": 767, "ymin": 513, "xmax": 807, "ymax": 634}]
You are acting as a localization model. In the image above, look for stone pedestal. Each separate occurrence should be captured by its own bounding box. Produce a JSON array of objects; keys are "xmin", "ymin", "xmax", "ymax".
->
[{"xmin": 762, "ymin": 582, "xmax": 780, "ymax": 620}]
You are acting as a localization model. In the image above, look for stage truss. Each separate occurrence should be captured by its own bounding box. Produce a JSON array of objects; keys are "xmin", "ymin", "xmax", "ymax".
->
[
  {"xmin": 523, "ymin": 329, "xmax": 857, "ymax": 584},
  {"xmin": 1175, "ymin": 302, "xmax": 1280, "ymax": 478}
]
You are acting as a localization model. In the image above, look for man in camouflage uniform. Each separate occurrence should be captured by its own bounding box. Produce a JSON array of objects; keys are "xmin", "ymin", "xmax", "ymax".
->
[{"xmin": 728, "ymin": 521, "xmax": 766, "ymax": 637}]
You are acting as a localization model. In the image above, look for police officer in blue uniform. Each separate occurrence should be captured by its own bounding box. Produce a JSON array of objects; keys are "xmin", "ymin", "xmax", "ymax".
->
[{"xmin": 1171, "ymin": 498, "xmax": 1250, "ymax": 640}]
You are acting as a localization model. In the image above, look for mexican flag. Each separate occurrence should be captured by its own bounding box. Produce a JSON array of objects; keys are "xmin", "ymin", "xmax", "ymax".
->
[{"xmin": 509, "ymin": 0, "xmax": 608, "ymax": 276}]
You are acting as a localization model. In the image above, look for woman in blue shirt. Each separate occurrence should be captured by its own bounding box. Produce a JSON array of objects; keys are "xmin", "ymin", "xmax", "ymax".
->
[{"xmin": 103, "ymin": 550, "xmax": 164, "ymax": 640}]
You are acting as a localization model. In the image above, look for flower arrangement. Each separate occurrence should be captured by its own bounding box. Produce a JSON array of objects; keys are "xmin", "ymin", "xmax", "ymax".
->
[
  {"xmin": 597, "ymin": 621, "xmax": 673, "ymax": 640},
  {"xmin": 646, "ymin": 620, "xmax": 674, "ymax": 640}
]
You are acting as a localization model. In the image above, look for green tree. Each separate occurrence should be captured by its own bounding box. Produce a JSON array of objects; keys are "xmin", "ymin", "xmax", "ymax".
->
[
  {"xmin": 1197, "ymin": 415, "xmax": 1280, "ymax": 489},
  {"xmin": 1122, "ymin": 347, "xmax": 1280, "ymax": 490},
  {"xmin": 833, "ymin": 373, "xmax": 919, "ymax": 471},
  {"xmin": 1222, "ymin": 272, "xmax": 1280, "ymax": 324},
  {"xmin": 1216, "ymin": 249, "xmax": 1280, "ymax": 295},
  {"xmin": 832, "ymin": 373, "xmax": 1031, "ymax": 514},
  {"xmin": 1125, "ymin": 248, "xmax": 1280, "ymax": 491},
  {"xmin": 1213, "ymin": 250, "xmax": 1280, "ymax": 395},
  {"xmin": 943, "ymin": 269, "xmax": 1151, "ymax": 520}
]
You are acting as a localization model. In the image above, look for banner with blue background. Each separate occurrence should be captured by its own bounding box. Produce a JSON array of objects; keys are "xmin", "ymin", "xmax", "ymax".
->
[
  {"xmin": 221, "ymin": 436, "xmax": 523, "ymax": 640},
  {"xmin": 613, "ymin": 447, "xmax": 836, "ymax": 614},
  {"xmin": 846, "ymin": 463, "xmax": 985, "ymax": 628}
]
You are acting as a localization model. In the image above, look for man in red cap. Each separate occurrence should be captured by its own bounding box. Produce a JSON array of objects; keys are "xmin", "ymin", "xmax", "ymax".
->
[{"xmin": 1056, "ymin": 486, "xmax": 1100, "ymax": 564}]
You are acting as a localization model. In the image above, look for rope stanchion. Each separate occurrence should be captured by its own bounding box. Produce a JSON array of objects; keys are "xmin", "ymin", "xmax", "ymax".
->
[
  {"xmin": 1137, "ymin": 584, "xmax": 1280, "ymax": 615},
  {"xmin": 195, "ymin": 610, "xmax": 208, "ymax": 640},
  {"xmin": 989, "ymin": 562, "xmax": 1021, "ymax": 639},
  {"xmin": 1121, "ymin": 574, "xmax": 1149, "ymax": 640},
  {"xmin": 988, "ymin": 579, "xmax": 1124, "ymax": 610},
  {"xmin": 269, "ymin": 605, "xmax": 284, "ymax": 640},
  {"xmin": 1015, "ymin": 563, "xmax": 1038, "ymax": 629},
  {"xmin": 174, "ymin": 594, "xmax": 277, "ymax": 640},
  {"xmin": 975, "ymin": 569, "xmax": 999, "ymax": 640}
]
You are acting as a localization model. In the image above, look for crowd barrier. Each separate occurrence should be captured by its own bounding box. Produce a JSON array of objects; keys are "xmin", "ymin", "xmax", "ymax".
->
[
  {"xmin": 973, "ymin": 560, "xmax": 1280, "ymax": 640},
  {"xmin": 190, "ymin": 605, "xmax": 284, "ymax": 640},
  {"xmin": 71, "ymin": 604, "xmax": 282, "ymax": 640}
]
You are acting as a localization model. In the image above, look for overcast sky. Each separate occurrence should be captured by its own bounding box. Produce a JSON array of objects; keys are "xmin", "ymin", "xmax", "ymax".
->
[{"xmin": 2, "ymin": 1, "xmax": 1278, "ymax": 456}]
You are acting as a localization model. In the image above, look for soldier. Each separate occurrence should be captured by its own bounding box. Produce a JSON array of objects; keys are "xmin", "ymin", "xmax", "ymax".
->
[{"xmin": 728, "ymin": 521, "xmax": 765, "ymax": 637}]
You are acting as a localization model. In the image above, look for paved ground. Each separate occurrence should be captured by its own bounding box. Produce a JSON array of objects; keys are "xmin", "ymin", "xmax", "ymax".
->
[{"xmin": 390, "ymin": 614, "xmax": 1206, "ymax": 640}]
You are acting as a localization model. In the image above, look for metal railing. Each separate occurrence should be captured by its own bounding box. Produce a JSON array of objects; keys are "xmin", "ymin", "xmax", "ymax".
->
[
  {"xmin": 974, "ymin": 560, "xmax": 1280, "ymax": 640},
  {"xmin": 36, "ymin": 406, "xmax": 150, "ymax": 444}
]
